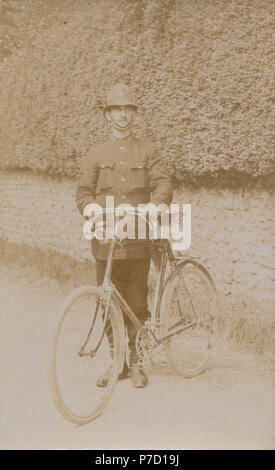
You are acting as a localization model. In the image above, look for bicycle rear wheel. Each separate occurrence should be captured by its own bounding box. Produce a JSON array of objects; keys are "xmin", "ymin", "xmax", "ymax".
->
[
  {"xmin": 160, "ymin": 261, "xmax": 218, "ymax": 378},
  {"xmin": 50, "ymin": 285, "xmax": 124, "ymax": 424}
]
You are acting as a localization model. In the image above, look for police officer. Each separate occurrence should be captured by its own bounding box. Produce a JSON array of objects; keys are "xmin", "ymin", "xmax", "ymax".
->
[{"xmin": 76, "ymin": 83, "xmax": 172, "ymax": 388}]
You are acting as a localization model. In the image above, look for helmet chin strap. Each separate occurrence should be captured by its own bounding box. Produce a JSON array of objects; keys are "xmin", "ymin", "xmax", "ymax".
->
[{"xmin": 108, "ymin": 114, "xmax": 133, "ymax": 137}]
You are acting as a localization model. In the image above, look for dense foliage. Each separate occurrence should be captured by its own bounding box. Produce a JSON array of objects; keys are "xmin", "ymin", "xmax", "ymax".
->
[{"xmin": 0, "ymin": 0, "xmax": 273, "ymax": 185}]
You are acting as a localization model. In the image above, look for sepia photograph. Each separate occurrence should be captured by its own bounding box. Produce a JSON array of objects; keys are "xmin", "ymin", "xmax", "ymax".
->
[{"xmin": 0, "ymin": 0, "xmax": 274, "ymax": 451}]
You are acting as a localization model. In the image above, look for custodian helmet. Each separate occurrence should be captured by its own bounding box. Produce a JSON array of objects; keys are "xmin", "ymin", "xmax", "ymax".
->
[{"xmin": 104, "ymin": 83, "xmax": 138, "ymax": 114}]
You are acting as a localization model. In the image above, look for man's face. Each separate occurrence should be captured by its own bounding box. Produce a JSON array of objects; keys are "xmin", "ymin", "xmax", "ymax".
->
[{"xmin": 107, "ymin": 105, "xmax": 135, "ymax": 129}]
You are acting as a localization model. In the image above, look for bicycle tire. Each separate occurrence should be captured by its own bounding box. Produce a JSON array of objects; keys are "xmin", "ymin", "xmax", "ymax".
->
[
  {"xmin": 49, "ymin": 285, "xmax": 125, "ymax": 424},
  {"xmin": 159, "ymin": 260, "xmax": 218, "ymax": 378}
]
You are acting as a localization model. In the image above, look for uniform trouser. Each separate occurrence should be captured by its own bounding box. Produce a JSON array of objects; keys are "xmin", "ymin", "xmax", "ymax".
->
[{"xmin": 96, "ymin": 258, "xmax": 151, "ymax": 364}]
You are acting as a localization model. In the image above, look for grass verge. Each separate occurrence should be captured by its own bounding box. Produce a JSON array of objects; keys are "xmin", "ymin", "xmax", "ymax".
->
[{"xmin": 0, "ymin": 237, "xmax": 96, "ymax": 290}]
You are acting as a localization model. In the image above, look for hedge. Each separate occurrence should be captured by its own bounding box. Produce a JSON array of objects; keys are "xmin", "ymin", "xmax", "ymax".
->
[{"xmin": 0, "ymin": 0, "xmax": 274, "ymax": 186}]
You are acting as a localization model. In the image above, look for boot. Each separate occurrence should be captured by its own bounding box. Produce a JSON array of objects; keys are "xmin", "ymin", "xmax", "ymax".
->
[
  {"xmin": 129, "ymin": 351, "xmax": 148, "ymax": 389},
  {"xmin": 97, "ymin": 316, "xmax": 130, "ymax": 387},
  {"xmin": 96, "ymin": 361, "xmax": 129, "ymax": 388},
  {"xmin": 130, "ymin": 364, "xmax": 148, "ymax": 388}
]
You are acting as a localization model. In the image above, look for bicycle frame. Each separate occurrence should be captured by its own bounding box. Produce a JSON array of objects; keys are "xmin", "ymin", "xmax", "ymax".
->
[
  {"xmin": 79, "ymin": 210, "xmax": 200, "ymax": 358},
  {"xmin": 51, "ymin": 213, "xmax": 218, "ymax": 425},
  {"xmin": 98, "ymin": 235, "xmax": 198, "ymax": 352}
]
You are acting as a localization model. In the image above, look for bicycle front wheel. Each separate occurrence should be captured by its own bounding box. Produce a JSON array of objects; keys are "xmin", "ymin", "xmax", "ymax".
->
[
  {"xmin": 160, "ymin": 261, "xmax": 218, "ymax": 378},
  {"xmin": 50, "ymin": 285, "xmax": 124, "ymax": 424}
]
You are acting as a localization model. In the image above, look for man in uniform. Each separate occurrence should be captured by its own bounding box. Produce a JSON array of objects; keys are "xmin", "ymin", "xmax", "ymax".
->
[{"xmin": 76, "ymin": 83, "xmax": 172, "ymax": 388}]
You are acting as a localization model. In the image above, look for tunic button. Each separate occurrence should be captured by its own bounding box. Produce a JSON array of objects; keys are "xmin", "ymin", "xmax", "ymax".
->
[
  {"xmin": 122, "ymin": 195, "xmax": 127, "ymax": 200},
  {"xmin": 121, "ymin": 177, "xmax": 126, "ymax": 182},
  {"xmin": 120, "ymin": 146, "xmax": 125, "ymax": 151},
  {"xmin": 120, "ymin": 161, "xmax": 124, "ymax": 165}
]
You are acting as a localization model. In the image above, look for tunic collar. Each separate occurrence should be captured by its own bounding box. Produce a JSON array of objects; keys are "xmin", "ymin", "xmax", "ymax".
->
[{"xmin": 111, "ymin": 133, "xmax": 134, "ymax": 143}]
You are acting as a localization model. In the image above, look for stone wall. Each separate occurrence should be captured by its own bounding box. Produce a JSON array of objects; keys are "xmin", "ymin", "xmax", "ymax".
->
[
  {"xmin": 173, "ymin": 186, "xmax": 274, "ymax": 304},
  {"xmin": 0, "ymin": 170, "xmax": 89, "ymax": 262},
  {"xmin": 1, "ymin": 169, "xmax": 274, "ymax": 307}
]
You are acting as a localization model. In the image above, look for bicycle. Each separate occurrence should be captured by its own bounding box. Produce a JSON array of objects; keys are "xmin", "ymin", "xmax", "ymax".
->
[{"xmin": 49, "ymin": 208, "xmax": 218, "ymax": 424}]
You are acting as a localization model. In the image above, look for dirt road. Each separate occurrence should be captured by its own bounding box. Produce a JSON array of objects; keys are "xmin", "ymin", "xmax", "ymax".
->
[{"xmin": 0, "ymin": 264, "xmax": 274, "ymax": 450}]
